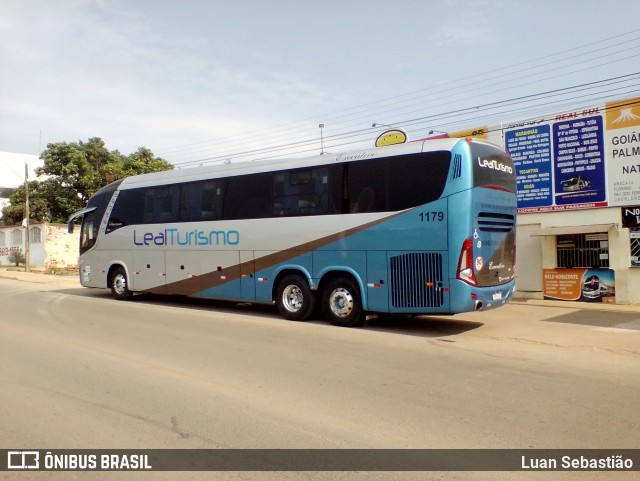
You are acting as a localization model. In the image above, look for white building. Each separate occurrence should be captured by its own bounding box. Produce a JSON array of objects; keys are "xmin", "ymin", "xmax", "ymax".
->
[{"xmin": 0, "ymin": 222, "xmax": 79, "ymax": 270}]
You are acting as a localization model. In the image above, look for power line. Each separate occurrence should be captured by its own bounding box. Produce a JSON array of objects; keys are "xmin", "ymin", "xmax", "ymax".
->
[
  {"xmin": 172, "ymin": 72, "xmax": 640, "ymax": 167},
  {"xmin": 166, "ymin": 42, "xmax": 640, "ymax": 163},
  {"xmin": 159, "ymin": 29, "xmax": 640, "ymax": 166},
  {"xmin": 160, "ymin": 28, "xmax": 640, "ymax": 159}
]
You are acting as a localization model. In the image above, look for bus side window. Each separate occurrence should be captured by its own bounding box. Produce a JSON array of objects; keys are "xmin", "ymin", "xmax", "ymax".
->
[
  {"xmin": 144, "ymin": 186, "xmax": 179, "ymax": 224},
  {"xmin": 352, "ymin": 187, "xmax": 375, "ymax": 213},
  {"xmin": 201, "ymin": 181, "xmax": 224, "ymax": 221},
  {"xmin": 181, "ymin": 182, "xmax": 202, "ymax": 222},
  {"xmin": 387, "ymin": 152, "xmax": 450, "ymax": 210},
  {"xmin": 107, "ymin": 189, "xmax": 144, "ymax": 231},
  {"xmin": 81, "ymin": 216, "xmax": 97, "ymax": 253},
  {"xmin": 179, "ymin": 180, "xmax": 224, "ymax": 222},
  {"xmin": 347, "ymin": 158, "xmax": 387, "ymax": 213},
  {"xmin": 272, "ymin": 167, "xmax": 332, "ymax": 217},
  {"xmin": 225, "ymin": 173, "xmax": 272, "ymax": 220},
  {"xmin": 273, "ymin": 173, "xmax": 295, "ymax": 216}
]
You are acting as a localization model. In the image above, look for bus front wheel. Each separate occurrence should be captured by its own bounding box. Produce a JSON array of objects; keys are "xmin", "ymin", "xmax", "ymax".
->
[
  {"xmin": 110, "ymin": 267, "xmax": 132, "ymax": 301},
  {"xmin": 322, "ymin": 278, "xmax": 364, "ymax": 327},
  {"xmin": 276, "ymin": 275, "xmax": 315, "ymax": 321}
]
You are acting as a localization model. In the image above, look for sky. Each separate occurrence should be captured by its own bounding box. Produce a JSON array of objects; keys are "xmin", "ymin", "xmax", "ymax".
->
[{"xmin": 2, "ymin": 0, "xmax": 640, "ymax": 172}]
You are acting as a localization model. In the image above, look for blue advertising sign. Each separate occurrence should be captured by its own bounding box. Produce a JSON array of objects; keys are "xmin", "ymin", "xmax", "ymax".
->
[
  {"xmin": 553, "ymin": 116, "xmax": 606, "ymax": 205},
  {"xmin": 505, "ymin": 125, "xmax": 553, "ymax": 209}
]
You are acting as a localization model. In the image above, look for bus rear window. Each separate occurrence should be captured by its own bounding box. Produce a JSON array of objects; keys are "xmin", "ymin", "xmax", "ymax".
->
[{"xmin": 471, "ymin": 143, "xmax": 516, "ymax": 193}]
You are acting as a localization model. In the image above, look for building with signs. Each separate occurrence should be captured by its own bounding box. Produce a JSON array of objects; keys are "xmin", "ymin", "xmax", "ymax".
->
[
  {"xmin": 471, "ymin": 96, "xmax": 640, "ymax": 305},
  {"xmin": 380, "ymin": 96, "xmax": 640, "ymax": 305}
]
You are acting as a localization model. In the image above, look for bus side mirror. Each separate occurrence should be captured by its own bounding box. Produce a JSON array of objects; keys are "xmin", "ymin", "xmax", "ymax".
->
[{"xmin": 68, "ymin": 221, "xmax": 75, "ymax": 234}]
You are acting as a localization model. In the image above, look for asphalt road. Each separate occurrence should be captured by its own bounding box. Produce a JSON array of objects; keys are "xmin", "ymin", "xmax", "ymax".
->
[{"xmin": 1, "ymin": 276, "xmax": 639, "ymax": 481}]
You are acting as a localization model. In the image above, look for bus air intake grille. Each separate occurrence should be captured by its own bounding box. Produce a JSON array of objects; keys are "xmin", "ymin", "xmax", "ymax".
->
[
  {"xmin": 390, "ymin": 252, "xmax": 444, "ymax": 308},
  {"xmin": 477, "ymin": 212, "xmax": 515, "ymax": 232},
  {"xmin": 450, "ymin": 154, "xmax": 462, "ymax": 180}
]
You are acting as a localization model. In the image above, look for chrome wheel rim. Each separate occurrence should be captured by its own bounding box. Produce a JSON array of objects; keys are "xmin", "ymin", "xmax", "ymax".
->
[
  {"xmin": 282, "ymin": 284, "xmax": 304, "ymax": 313},
  {"xmin": 113, "ymin": 273, "xmax": 127, "ymax": 296},
  {"xmin": 329, "ymin": 288, "xmax": 353, "ymax": 318}
]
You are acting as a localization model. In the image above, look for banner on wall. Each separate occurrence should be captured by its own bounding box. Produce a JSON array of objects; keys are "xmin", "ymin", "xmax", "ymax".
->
[
  {"xmin": 543, "ymin": 268, "xmax": 616, "ymax": 303},
  {"xmin": 605, "ymin": 98, "xmax": 640, "ymax": 206},
  {"xmin": 450, "ymin": 126, "xmax": 488, "ymax": 139},
  {"xmin": 500, "ymin": 96, "xmax": 640, "ymax": 214}
]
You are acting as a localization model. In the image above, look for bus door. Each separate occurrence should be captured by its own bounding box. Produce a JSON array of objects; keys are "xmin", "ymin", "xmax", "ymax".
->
[
  {"xmin": 240, "ymin": 250, "xmax": 256, "ymax": 301},
  {"xmin": 387, "ymin": 250, "xmax": 450, "ymax": 313}
]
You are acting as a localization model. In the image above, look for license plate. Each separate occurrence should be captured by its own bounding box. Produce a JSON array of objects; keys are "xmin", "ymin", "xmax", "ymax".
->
[{"xmin": 492, "ymin": 292, "xmax": 502, "ymax": 301}]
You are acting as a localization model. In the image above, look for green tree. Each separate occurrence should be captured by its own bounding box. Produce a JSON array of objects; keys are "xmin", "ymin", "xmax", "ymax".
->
[
  {"xmin": 1, "ymin": 182, "xmax": 53, "ymax": 224},
  {"xmin": 1, "ymin": 138, "xmax": 172, "ymax": 224}
]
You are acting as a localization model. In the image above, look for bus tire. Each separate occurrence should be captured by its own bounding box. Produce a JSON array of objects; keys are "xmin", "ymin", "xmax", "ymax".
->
[
  {"xmin": 322, "ymin": 277, "xmax": 364, "ymax": 327},
  {"xmin": 110, "ymin": 266, "xmax": 132, "ymax": 301},
  {"xmin": 276, "ymin": 275, "xmax": 315, "ymax": 321}
]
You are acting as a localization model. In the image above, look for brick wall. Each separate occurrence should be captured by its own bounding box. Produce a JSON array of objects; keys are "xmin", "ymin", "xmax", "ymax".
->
[
  {"xmin": 0, "ymin": 223, "xmax": 79, "ymax": 269},
  {"xmin": 45, "ymin": 224, "xmax": 80, "ymax": 269}
]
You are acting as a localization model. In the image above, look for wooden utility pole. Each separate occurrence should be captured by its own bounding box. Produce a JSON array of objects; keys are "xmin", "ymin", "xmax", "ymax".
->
[{"xmin": 24, "ymin": 163, "xmax": 30, "ymax": 272}]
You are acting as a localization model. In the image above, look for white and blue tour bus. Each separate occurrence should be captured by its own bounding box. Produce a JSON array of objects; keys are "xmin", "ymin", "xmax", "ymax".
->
[{"xmin": 68, "ymin": 137, "xmax": 517, "ymax": 327}]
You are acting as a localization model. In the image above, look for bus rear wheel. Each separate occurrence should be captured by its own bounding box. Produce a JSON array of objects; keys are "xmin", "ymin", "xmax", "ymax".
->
[
  {"xmin": 110, "ymin": 267, "xmax": 132, "ymax": 301},
  {"xmin": 322, "ymin": 277, "xmax": 364, "ymax": 327},
  {"xmin": 276, "ymin": 275, "xmax": 315, "ymax": 321}
]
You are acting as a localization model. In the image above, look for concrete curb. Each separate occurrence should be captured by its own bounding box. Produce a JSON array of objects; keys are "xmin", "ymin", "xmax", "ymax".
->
[{"xmin": 0, "ymin": 269, "xmax": 79, "ymax": 285}]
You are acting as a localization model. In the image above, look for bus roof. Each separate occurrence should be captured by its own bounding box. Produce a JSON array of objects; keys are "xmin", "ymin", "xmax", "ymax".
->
[{"xmin": 119, "ymin": 137, "xmax": 481, "ymax": 190}]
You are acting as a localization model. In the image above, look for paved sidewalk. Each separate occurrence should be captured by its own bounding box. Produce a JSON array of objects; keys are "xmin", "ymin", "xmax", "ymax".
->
[
  {"xmin": 511, "ymin": 296, "xmax": 640, "ymax": 313},
  {"xmin": 0, "ymin": 268, "xmax": 80, "ymax": 286}
]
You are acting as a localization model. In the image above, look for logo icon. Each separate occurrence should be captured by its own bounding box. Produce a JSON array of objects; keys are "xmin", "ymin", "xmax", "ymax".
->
[
  {"xmin": 605, "ymin": 97, "xmax": 640, "ymax": 130},
  {"xmin": 7, "ymin": 451, "xmax": 39, "ymax": 470}
]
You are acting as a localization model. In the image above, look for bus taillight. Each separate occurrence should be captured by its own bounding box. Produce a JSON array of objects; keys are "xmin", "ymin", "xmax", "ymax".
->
[{"xmin": 457, "ymin": 237, "xmax": 477, "ymax": 285}]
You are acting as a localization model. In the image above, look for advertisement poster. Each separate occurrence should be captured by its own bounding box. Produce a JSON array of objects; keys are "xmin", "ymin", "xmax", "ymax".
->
[
  {"xmin": 553, "ymin": 115, "xmax": 606, "ymax": 206},
  {"xmin": 605, "ymin": 97, "xmax": 640, "ymax": 206},
  {"xmin": 505, "ymin": 109, "xmax": 609, "ymax": 213},
  {"xmin": 543, "ymin": 268, "xmax": 616, "ymax": 303},
  {"xmin": 505, "ymin": 125, "xmax": 552, "ymax": 208},
  {"xmin": 502, "ymin": 98, "xmax": 640, "ymax": 213}
]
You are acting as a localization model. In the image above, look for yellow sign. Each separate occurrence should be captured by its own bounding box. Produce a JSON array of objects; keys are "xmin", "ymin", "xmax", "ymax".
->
[
  {"xmin": 605, "ymin": 97, "xmax": 640, "ymax": 130},
  {"xmin": 449, "ymin": 126, "xmax": 488, "ymax": 139},
  {"xmin": 375, "ymin": 129, "xmax": 407, "ymax": 147}
]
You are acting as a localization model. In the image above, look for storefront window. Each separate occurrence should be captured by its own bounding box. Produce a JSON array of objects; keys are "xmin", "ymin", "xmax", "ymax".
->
[{"xmin": 557, "ymin": 233, "xmax": 609, "ymax": 268}]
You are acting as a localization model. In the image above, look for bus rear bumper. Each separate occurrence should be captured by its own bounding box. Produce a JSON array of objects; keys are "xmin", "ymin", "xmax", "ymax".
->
[{"xmin": 450, "ymin": 279, "xmax": 516, "ymax": 313}]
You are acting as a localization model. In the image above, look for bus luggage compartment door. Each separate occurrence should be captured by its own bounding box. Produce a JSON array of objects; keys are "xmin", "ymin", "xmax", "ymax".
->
[
  {"xmin": 165, "ymin": 250, "xmax": 202, "ymax": 296},
  {"xmin": 366, "ymin": 250, "xmax": 389, "ymax": 312},
  {"xmin": 388, "ymin": 251, "xmax": 449, "ymax": 313},
  {"xmin": 240, "ymin": 250, "xmax": 256, "ymax": 301},
  {"xmin": 131, "ymin": 250, "xmax": 167, "ymax": 295}
]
